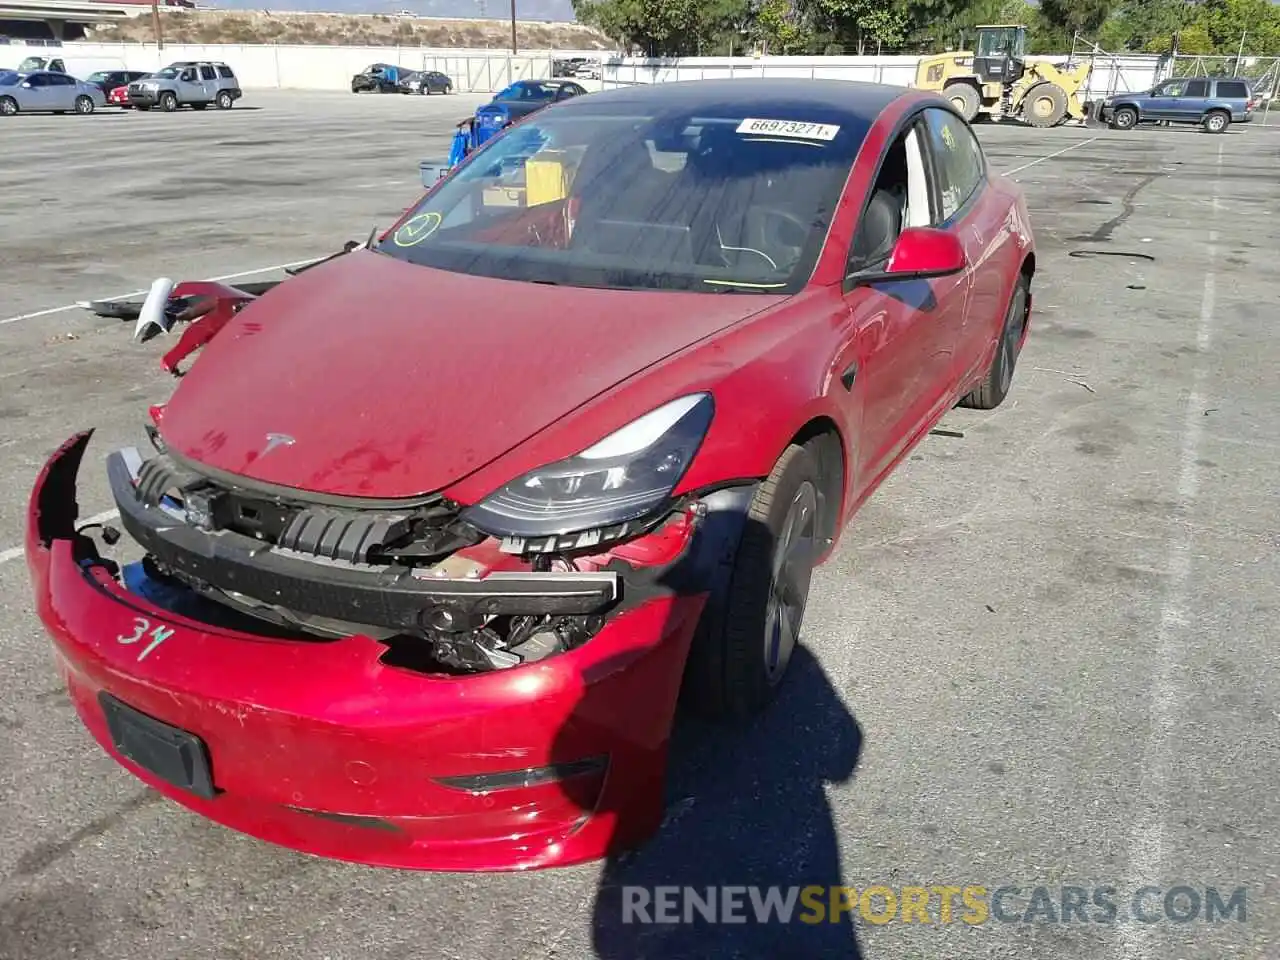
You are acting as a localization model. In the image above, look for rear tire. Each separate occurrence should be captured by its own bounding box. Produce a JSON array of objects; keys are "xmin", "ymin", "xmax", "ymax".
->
[
  {"xmin": 1202, "ymin": 109, "xmax": 1229, "ymax": 134},
  {"xmin": 1023, "ymin": 82, "xmax": 1068, "ymax": 128},
  {"xmin": 159, "ymin": 91, "xmax": 178, "ymax": 112},
  {"xmin": 958, "ymin": 272, "xmax": 1031, "ymax": 410},
  {"xmin": 946, "ymin": 82, "xmax": 981, "ymax": 123},
  {"xmin": 0, "ymin": 96, "xmax": 16, "ymax": 116},
  {"xmin": 685, "ymin": 442, "xmax": 823, "ymax": 721},
  {"xmin": 216, "ymin": 90, "xmax": 234, "ymax": 110}
]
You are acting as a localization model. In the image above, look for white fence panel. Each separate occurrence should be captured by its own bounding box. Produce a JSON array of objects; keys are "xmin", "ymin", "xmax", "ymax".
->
[
  {"xmin": 602, "ymin": 53, "xmax": 1162, "ymax": 101},
  {"xmin": 19, "ymin": 40, "xmax": 570, "ymax": 92}
]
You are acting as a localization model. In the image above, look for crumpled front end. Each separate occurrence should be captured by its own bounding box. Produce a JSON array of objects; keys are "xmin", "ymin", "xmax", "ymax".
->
[{"xmin": 26, "ymin": 431, "xmax": 755, "ymax": 871}]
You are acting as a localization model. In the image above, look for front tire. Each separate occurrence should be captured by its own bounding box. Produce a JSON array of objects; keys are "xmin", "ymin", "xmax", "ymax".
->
[
  {"xmin": 946, "ymin": 82, "xmax": 981, "ymax": 123},
  {"xmin": 159, "ymin": 91, "xmax": 178, "ymax": 112},
  {"xmin": 687, "ymin": 442, "xmax": 822, "ymax": 720},
  {"xmin": 1023, "ymin": 82, "xmax": 1068, "ymax": 127},
  {"xmin": 74, "ymin": 95, "xmax": 95, "ymax": 115},
  {"xmin": 1110, "ymin": 105, "xmax": 1138, "ymax": 130},
  {"xmin": 959, "ymin": 272, "xmax": 1030, "ymax": 410},
  {"xmin": 0, "ymin": 96, "xmax": 16, "ymax": 116}
]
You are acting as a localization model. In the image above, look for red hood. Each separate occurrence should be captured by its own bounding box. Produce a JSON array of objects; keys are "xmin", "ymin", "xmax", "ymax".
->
[{"xmin": 158, "ymin": 249, "xmax": 782, "ymax": 499}]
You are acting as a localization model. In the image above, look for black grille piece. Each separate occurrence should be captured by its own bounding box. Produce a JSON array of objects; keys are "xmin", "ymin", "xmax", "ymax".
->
[{"xmin": 278, "ymin": 508, "xmax": 412, "ymax": 563}]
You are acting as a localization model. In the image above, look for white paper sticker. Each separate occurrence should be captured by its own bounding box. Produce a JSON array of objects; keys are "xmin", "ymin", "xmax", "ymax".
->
[{"xmin": 736, "ymin": 118, "xmax": 840, "ymax": 141}]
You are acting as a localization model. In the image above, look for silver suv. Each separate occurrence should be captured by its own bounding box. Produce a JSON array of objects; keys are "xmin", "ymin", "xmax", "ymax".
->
[{"xmin": 127, "ymin": 61, "xmax": 241, "ymax": 112}]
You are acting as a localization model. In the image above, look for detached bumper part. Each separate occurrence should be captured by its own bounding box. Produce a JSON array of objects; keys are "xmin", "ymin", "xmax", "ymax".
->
[{"xmin": 26, "ymin": 433, "xmax": 717, "ymax": 870}]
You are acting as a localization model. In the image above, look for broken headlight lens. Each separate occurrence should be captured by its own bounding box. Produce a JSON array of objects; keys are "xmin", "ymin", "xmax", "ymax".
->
[{"xmin": 462, "ymin": 393, "xmax": 714, "ymax": 538}]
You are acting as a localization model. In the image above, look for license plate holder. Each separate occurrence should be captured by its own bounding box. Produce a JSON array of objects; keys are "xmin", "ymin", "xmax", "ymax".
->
[{"xmin": 99, "ymin": 692, "xmax": 217, "ymax": 800}]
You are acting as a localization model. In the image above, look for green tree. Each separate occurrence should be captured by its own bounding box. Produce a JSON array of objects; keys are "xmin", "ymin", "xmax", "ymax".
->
[
  {"xmin": 1039, "ymin": 0, "xmax": 1116, "ymax": 37},
  {"xmin": 572, "ymin": 0, "xmax": 750, "ymax": 54},
  {"xmin": 757, "ymin": 0, "xmax": 816, "ymax": 53}
]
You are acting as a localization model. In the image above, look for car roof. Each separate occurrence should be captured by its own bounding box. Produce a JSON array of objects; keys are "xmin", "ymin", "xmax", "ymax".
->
[{"xmin": 550, "ymin": 77, "xmax": 908, "ymax": 121}]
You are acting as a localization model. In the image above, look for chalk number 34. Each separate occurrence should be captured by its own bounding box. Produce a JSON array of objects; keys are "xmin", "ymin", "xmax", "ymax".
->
[{"xmin": 116, "ymin": 617, "xmax": 176, "ymax": 662}]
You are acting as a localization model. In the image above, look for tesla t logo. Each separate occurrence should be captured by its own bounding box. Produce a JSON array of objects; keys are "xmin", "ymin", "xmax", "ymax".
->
[{"xmin": 261, "ymin": 433, "xmax": 295, "ymax": 456}]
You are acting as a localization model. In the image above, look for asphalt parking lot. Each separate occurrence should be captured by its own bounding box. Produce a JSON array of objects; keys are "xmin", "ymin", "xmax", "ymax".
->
[{"xmin": 1, "ymin": 90, "xmax": 1278, "ymax": 960}]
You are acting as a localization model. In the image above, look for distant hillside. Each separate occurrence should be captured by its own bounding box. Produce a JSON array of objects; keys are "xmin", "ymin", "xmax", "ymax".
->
[
  {"xmin": 202, "ymin": 0, "xmax": 576, "ymax": 16},
  {"xmin": 86, "ymin": 9, "xmax": 613, "ymax": 48}
]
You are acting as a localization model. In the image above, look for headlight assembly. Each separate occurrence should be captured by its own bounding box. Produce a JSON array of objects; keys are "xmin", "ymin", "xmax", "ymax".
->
[{"xmin": 461, "ymin": 393, "xmax": 714, "ymax": 540}]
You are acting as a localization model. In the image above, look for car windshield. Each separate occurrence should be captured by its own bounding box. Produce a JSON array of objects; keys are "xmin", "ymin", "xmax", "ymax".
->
[
  {"xmin": 0, "ymin": 71, "xmax": 19, "ymax": 86},
  {"xmin": 375, "ymin": 102, "xmax": 869, "ymax": 294},
  {"xmin": 153, "ymin": 67, "xmax": 181, "ymax": 79}
]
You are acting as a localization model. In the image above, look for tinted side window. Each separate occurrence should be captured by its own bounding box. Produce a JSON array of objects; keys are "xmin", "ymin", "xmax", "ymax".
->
[
  {"xmin": 217, "ymin": 66, "xmax": 234, "ymax": 79},
  {"xmin": 27, "ymin": 74, "xmax": 47, "ymax": 86},
  {"xmin": 923, "ymin": 108, "xmax": 985, "ymax": 221},
  {"xmin": 1185, "ymin": 79, "xmax": 1208, "ymax": 97},
  {"xmin": 200, "ymin": 65, "xmax": 216, "ymax": 80},
  {"xmin": 1216, "ymin": 81, "xmax": 1248, "ymax": 99}
]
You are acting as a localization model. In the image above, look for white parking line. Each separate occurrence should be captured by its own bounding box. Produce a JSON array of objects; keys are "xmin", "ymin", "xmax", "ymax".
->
[
  {"xmin": 1112, "ymin": 137, "xmax": 1222, "ymax": 960},
  {"xmin": 0, "ymin": 508, "xmax": 121, "ymax": 566},
  {"xmin": 1002, "ymin": 136, "xmax": 1099, "ymax": 177},
  {"xmin": 0, "ymin": 256, "xmax": 325, "ymax": 327}
]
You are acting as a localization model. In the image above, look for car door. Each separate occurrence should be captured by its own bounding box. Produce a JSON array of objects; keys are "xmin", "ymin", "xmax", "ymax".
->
[
  {"xmin": 919, "ymin": 105, "xmax": 1011, "ymax": 389},
  {"xmin": 1174, "ymin": 78, "xmax": 1209, "ymax": 121},
  {"xmin": 51, "ymin": 73, "xmax": 79, "ymax": 110},
  {"xmin": 838, "ymin": 114, "xmax": 970, "ymax": 488},
  {"xmin": 1144, "ymin": 79, "xmax": 1184, "ymax": 120},
  {"xmin": 177, "ymin": 65, "xmax": 201, "ymax": 101},
  {"xmin": 198, "ymin": 64, "xmax": 218, "ymax": 101},
  {"xmin": 21, "ymin": 73, "xmax": 55, "ymax": 111}
]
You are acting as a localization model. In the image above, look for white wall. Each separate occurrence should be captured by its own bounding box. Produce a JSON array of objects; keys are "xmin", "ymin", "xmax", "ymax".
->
[
  {"xmin": 601, "ymin": 53, "xmax": 1165, "ymax": 100},
  {"xmin": 15, "ymin": 40, "xmax": 607, "ymax": 91},
  {"xmin": 16, "ymin": 41, "xmax": 1164, "ymax": 97}
]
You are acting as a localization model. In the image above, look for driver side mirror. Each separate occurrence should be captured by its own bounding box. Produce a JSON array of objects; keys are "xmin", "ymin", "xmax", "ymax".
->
[{"xmin": 845, "ymin": 226, "xmax": 967, "ymax": 290}]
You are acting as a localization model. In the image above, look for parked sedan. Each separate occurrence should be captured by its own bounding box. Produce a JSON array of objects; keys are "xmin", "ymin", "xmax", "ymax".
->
[
  {"xmin": 398, "ymin": 70, "xmax": 453, "ymax": 95},
  {"xmin": 27, "ymin": 78, "xmax": 1035, "ymax": 872},
  {"xmin": 0, "ymin": 70, "xmax": 106, "ymax": 115}
]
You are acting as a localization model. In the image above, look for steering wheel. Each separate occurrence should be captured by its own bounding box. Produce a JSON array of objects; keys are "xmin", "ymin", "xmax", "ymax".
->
[{"xmin": 717, "ymin": 206, "xmax": 812, "ymax": 274}]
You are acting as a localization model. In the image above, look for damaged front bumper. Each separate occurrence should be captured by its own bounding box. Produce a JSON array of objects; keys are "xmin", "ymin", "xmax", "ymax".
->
[{"xmin": 26, "ymin": 432, "xmax": 756, "ymax": 871}]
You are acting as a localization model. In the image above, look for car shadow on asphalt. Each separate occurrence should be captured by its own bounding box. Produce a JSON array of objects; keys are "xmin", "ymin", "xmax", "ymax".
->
[{"xmin": 554, "ymin": 514, "xmax": 868, "ymax": 959}]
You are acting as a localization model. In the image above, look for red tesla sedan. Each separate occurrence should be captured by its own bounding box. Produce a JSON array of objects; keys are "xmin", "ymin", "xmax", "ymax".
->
[{"xmin": 26, "ymin": 79, "xmax": 1035, "ymax": 872}]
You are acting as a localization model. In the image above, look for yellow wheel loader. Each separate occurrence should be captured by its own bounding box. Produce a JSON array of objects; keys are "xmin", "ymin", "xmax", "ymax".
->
[{"xmin": 914, "ymin": 25, "xmax": 1092, "ymax": 127}]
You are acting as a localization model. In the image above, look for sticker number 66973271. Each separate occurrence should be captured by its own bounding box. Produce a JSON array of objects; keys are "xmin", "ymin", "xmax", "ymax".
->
[{"xmin": 116, "ymin": 617, "xmax": 177, "ymax": 662}]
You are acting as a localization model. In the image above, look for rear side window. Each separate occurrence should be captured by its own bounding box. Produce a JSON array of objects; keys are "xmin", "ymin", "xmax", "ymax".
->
[
  {"xmin": 1215, "ymin": 81, "xmax": 1249, "ymax": 99},
  {"xmin": 922, "ymin": 107, "xmax": 985, "ymax": 221},
  {"xmin": 200, "ymin": 65, "xmax": 216, "ymax": 80},
  {"xmin": 1185, "ymin": 79, "xmax": 1208, "ymax": 97},
  {"xmin": 217, "ymin": 65, "xmax": 234, "ymax": 79}
]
